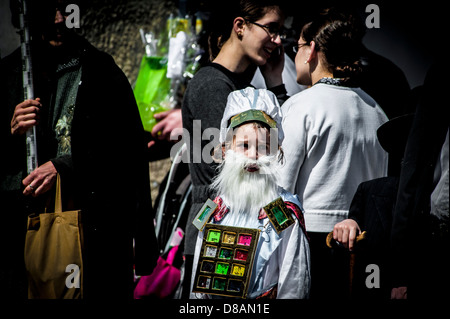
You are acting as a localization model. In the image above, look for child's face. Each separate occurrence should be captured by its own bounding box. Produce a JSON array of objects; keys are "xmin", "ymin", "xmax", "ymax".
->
[{"xmin": 231, "ymin": 123, "xmax": 270, "ymax": 171}]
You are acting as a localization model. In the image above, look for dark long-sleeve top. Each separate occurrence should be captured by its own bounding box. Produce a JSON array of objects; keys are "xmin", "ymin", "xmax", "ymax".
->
[{"xmin": 0, "ymin": 34, "xmax": 158, "ymax": 276}]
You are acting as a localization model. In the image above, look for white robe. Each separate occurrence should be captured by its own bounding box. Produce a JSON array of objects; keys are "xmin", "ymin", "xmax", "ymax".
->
[{"xmin": 189, "ymin": 188, "xmax": 311, "ymax": 299}]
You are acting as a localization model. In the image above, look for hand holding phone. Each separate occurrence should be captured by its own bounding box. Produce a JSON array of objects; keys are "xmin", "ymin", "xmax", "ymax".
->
[{"xmin": 260, "ymin": 45, "xmax": 285, "ymax": 88}]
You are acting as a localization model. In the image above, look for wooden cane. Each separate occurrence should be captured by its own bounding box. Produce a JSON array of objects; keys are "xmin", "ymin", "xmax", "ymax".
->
[{"xmin": 326, "ymin": 230, "xmax": 367, "ymax": 296}]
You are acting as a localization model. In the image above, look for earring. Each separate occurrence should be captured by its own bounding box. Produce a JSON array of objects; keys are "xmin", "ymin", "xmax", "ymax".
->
[
  {"xmin": 304, "ymin": 60, "xmax": 308, "ymax": 64},
  {"xmin": 237, "ymin": 31, "xmax": 243, "ymax": 40}
]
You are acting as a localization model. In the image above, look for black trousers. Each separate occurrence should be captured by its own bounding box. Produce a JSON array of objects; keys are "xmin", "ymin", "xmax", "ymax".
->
[{"xmin": 308, "ymin": 232, "xmax": 349, "ymax": 299}]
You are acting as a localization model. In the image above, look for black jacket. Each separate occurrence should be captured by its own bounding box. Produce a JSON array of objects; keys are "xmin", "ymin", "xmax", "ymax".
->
[
  {"xmin": 390, "ymin": 62, "xmax": 449, "ymax": 298},
  {"xmin": 0, "ymin": 34, "xmax": 158, "ymax": 297},
  {"xmin": 348, "ymin": 176, "xmax": 399, "ymax": 299}
]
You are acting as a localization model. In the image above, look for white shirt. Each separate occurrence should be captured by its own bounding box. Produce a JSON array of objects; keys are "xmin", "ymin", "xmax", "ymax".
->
[{"xmin": 280, "ymin": 83, "xmax": 388, "ymax": 232}]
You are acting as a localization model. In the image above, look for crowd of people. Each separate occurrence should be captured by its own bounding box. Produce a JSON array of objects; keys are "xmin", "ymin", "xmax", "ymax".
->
[{"xmin": 0, "ymin": 0, "xmax": 448, "ymax": 301}]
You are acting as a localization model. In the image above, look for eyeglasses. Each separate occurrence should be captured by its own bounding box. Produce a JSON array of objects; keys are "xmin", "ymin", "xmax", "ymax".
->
[
  {"xmin": 246, "ymin": 20, "xmax": 286, "ymax": 40},
  {"xmin": 293, "ymin": 42, "xmax": 309, "ymax": 53}
]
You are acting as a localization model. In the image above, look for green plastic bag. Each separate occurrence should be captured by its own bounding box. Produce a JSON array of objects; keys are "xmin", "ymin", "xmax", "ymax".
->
[{"xmin": 134, "ymin": 56, "xmax": 171, "ymax": 132}]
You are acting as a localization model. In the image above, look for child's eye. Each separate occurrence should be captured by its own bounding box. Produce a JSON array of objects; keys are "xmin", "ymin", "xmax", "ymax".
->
[{"xmin": 237, "ymin": 142, "xmax": 248, "ymax": 150}]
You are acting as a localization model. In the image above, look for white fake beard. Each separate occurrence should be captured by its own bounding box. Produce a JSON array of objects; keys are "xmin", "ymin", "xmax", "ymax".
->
[{"xmin": 210, "ymin": 150, "xmax": 279, "ymax": 222}]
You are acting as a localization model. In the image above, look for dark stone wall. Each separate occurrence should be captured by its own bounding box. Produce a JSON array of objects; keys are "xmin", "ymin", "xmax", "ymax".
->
[
  {"xmin": 78, "ymin": 0, "xmax": 178, "ymax": 85},
  {"xmin": 77, "ymin": 0, "xmax": 179, "ymax": 201}
]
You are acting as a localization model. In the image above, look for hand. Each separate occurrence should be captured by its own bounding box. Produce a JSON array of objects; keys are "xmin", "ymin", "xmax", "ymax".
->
[
  {"xmin": 22, "ymin": 161, "xmax": 58, "ymax": 197},
  {"xmin": 11, "ymin": 98, "xmax": 42, "ymax": 135},
  {"xmin": 391, "ymin": 287, "xmax": 407, "ymax": 299},
  {"xmin": 259, "ymin": 45, "xmax": 285, "ymax": 88},
  {"xmin": 148, "ymin": 108, "xmax": 183, "ymax": 148},
  {"xmin": 333, "ymin": 219, "xmax": 361, "ymax": 251}
]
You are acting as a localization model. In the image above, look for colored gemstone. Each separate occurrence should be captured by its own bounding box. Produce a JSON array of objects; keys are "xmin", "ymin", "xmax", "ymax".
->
[
  {"xmin": 213, "ymin": 278, "xmax": 226, "ymax": 290},
  {"xmin": 219, "ymin": 248, "xmax": 233, "ymax": 259},
  {"xmin": 207, "ymin": 230, "xmax": 221, "ymax": 243},
  {"xmin": 237, "ymin": 234, "xmax": 252, "ymax": 246},
  {"xmin": 271, "ymin": 206, "xmax": 288, "ymax": 225},
  {"xmin": 231, "ymin": 264, "xmax": 245, "ymax": 277},
  {"xmin": 234, "ymin": 249, "xmax": 249, "ymax": 261},
  {"xmin": 215, "ymin": 262, "xmax": 229, "ymax": 275}
]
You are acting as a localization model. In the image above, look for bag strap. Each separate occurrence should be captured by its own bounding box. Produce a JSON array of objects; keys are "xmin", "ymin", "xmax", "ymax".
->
[
  {"xmin": 43, "ymin": 173, "xmax": 63, "ymax": 214},
  {"xmin": 54, "ymin": 173, "xmax": 62, "ymax": 213}
]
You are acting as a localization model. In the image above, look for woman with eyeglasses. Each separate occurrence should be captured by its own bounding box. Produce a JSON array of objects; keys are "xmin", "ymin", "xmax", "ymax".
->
[
  {"xmin": 279, "ymin": 8, "xmax": 389, "ymax": 299},
  {"xmin": 181, "ymin": 0, "xmax": 288, "ymax": 298}
]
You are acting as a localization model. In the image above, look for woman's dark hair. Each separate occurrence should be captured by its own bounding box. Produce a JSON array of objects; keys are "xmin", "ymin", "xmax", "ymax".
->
[
  {"xmin": 301, "ymin": 7, "xmax": 365, "ymax": 79},
  {"xmin": 207, "ymin": 0, "xmax": 284, "ymax": 60}
]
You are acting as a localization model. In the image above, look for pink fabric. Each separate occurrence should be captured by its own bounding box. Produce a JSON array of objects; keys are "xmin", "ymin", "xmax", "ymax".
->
[{"xmin": 134, "ymin": 246, "xmax": 180, "ymax": 299}]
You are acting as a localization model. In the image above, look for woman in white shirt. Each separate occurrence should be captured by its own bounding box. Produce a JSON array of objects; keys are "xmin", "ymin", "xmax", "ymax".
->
[{"xmin": 279, "ymin": 9, "xmax": 388, "ymax": 299}]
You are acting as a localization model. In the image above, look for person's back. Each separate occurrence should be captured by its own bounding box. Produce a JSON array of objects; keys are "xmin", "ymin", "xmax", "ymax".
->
[
  {"xmin": 281, "ymin": 82, "xmax": 388, "ymax": 232},
  {"xmin": 280, "ymin": 7, "xmax": 390, "ymax": 299}
]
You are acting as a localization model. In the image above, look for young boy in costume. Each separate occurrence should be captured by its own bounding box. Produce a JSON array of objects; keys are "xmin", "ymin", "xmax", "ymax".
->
[{"xmin": 190, "ymin": 87, "xmax": 310, "ymax": 299}]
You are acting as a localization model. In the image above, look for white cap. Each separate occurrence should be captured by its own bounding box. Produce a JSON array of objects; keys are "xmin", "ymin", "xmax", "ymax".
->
[{"xmin": 219, "ymin": 87, "xmax": 284, "ymax": 144}]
